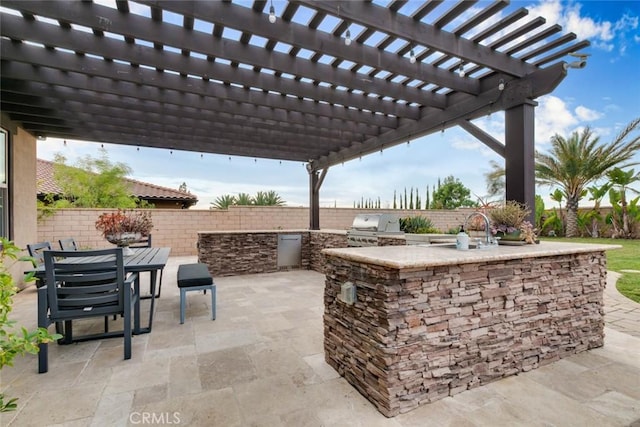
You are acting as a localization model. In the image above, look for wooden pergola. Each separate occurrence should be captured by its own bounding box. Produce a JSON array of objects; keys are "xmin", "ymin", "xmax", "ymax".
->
[{"xmin": 0, "ymin": 0, "xmax": 588, "ymax": 227}]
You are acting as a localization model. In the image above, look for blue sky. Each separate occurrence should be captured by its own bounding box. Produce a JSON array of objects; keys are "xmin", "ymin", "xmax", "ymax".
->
[{"xmin": 36, "ymin": 0, "xmax": 640, "ymax": 210}]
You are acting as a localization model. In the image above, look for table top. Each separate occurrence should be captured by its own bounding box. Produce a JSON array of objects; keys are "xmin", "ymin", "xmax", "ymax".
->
[{"xmin": 28, "ymin": 247, "xmax": 171, "ymax": 276}]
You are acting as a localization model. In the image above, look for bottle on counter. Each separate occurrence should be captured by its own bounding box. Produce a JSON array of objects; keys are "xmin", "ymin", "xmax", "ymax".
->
[{"xmin": 456, "ymin": 225, "xmax": 469, "ymax": 250}]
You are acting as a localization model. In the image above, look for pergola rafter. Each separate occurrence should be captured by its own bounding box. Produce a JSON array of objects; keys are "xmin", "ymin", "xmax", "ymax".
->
[{"xmin": 0, "ymin": 0, "xmax": 589, "ymax": 228}]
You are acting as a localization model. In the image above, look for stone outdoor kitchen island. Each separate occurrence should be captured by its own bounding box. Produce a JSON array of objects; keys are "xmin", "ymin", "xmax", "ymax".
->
[{"xmin": 322, "ymin": 241, "xmax": 618, "ymax": 417}]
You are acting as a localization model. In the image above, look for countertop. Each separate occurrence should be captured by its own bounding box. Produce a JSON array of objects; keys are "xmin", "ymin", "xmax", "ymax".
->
[
  {"xmin": 197, "ymin": 229, "xmax": 347, "ymax": 234},
  {"xmin": 322, "ymin": 241, "xmax": 621, "ymax": 269}
]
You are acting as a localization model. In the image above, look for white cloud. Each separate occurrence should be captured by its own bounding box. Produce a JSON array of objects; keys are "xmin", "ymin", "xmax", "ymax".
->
[
  {"xmin": 575, "ymin": 105, "xmax": 602, "ymax": 121},
  {"xmin": 535, "ymin": 95, "xmax": 579, "ymax": 145},
  {"xmin": 528, "ymin": 0, "xmax": 639, "ymax": 56}
]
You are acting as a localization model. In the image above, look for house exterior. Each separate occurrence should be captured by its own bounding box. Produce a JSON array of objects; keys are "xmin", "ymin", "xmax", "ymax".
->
[{"xmin": 36, "ymin": 158, "xmax": 198, "ymax": 209}]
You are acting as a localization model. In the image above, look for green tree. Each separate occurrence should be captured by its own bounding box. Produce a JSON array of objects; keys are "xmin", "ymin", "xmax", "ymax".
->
[
  {"xmin": 535, "ymin": 119, "xmax": 640, "ymax": 237},
  {"xmin": 430, "ymin": 176, "xmax": 476, "ymax": 209},
  {"xmin": 393, "ymin": 190, "xmax": 397, "ymax": 209},
  {"xmin": 425, "ymin": 187, "xmax": 430, "ymax": 210},
  {"xmin": 409, "ymin": 188, "xmax": 414, "ymax": 209},
  {"xmin": 51, "ymin": 150, "xmax": 142, "ymax": 208}
]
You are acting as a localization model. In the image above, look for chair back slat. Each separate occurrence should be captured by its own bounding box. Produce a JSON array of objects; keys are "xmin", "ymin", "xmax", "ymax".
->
[
  {"xmin": 58, "ymin": 238, "xmax": 78, "ymax": 251},
  {"xmin": 129, "ymin": 234, "xmax": 151, "ymax": 248},
  {"xmin": 44, "ymin": 248, "xmax": 126, "ymax": 320},
  {"xmin": 27, "ymin": 241, "xmax": 52, "ymax": 267}
]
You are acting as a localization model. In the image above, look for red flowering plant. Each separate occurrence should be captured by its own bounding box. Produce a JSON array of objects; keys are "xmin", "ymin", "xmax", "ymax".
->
[{"xmin": 95, "ymin": 209, "xmax": 153, "ymax": 239}]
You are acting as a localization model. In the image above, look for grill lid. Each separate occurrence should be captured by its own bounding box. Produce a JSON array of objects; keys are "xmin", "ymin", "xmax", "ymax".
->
[{"xmin": 350, "ymin": 214, "xmax": 400, "ymax": 233}]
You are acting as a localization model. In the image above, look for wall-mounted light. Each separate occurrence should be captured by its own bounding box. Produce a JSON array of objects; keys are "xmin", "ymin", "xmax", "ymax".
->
[
  {"xmin": 268, "ymin": 0, "xmax": 276, "ymax": 23},
  {"xmin": 344, "ymin": 27, "xmax": 352, "ymax": 46},
  {"xmin": 498, "ymin": 79, "xmax": 505, "ymax": 91},
  {"xmin": 564, "ymin": 52, "xmax": 589, "ymax": 70},
  {"xmin": 409, "ymin": 49, "xmax": 416, "ymax": 64}
]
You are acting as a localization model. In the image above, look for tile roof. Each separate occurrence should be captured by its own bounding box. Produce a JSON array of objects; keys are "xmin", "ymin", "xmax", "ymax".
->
[{"xmin": 36, "ymin": 159, "xmax": 198, "ymax": 205}]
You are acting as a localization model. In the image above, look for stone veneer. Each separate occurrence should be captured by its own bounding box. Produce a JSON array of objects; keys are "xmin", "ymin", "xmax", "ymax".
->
[
  {"xmin": 198, "ymin": 231, "xmax": 311, "ymax": 276},
  {"xmin": 323, "ymin": 250, "xmax": 607, "ymax": 417}
]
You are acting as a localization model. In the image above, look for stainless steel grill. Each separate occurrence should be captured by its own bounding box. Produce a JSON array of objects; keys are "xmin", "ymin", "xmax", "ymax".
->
[{"xmin": 346, "ymin": 214, "xmax": 402, "ymax": 247}]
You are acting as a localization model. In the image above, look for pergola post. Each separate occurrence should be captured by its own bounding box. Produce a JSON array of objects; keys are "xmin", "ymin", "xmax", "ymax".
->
[
  {"xmin": 309, "ymin": 168, "xmax": 320, "ymax": 230},
  {"xmin": 505, "ymin": 102, "xmax": 536, "ymax": 221}
]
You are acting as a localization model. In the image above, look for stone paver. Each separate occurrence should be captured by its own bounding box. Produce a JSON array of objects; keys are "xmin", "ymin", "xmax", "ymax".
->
[
  {"xmin": 1, "ymin": 257, "xmax": 638, "ymax": 426},
  {"xmin": 605, "ymin": 271, "xmax": 640, "ymax": 338}
]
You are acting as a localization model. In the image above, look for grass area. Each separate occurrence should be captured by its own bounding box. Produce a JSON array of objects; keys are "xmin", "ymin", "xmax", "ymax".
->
[{"xmin": 541, "ymin": 237, "xmax": 640, "ymax": 303}]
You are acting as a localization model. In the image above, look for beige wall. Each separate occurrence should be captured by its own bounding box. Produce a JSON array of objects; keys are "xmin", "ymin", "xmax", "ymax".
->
[
  {"xmin": 36, "ymin": 207, "xmax": 470, "ymax": 257},
  {"xmin": 1, "ymin": 118, "xmax": 38, "ymax": 288}
]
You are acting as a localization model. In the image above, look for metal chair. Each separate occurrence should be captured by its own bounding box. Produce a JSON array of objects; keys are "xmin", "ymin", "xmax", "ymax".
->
[
  {"xmin": 26, "ymin": 241, "xmax": 52, "ymax": 274},
  {"xmin": 58, "ymin": 238, "xmax": 78, "ymax": 251},
  {"xmin": 38, "ymin": 248, "xmax": 139, "ymax": 373}
]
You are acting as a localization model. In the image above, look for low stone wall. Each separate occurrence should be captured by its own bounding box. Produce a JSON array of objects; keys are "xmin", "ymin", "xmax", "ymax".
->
[
  {"xmin": 198, "ymin": 230, "xmax": 407, "ymax": 276},
  {"xmin": 309, "ymin": 231, "xmax": 348, "ymax": 273},
  {"xmin": 197, "ymin": 231, "xmax": 310, "ymax": 276},
  {"xmin": 323, "ymin": 251, "xmax": 606, "ymax": 417}
]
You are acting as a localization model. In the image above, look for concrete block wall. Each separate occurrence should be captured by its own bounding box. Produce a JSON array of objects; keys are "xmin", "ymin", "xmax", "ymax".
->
[
  {"xmin": 36, "ymin": 207, "xmax": 470, "ymax": 256},
  {"xmin": 323, "ymin": 251, "xmax": 607, "ymax": 416}
]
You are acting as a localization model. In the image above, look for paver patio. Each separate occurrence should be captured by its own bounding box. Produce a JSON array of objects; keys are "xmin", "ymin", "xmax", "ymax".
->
[{"xmin": 1, "ymin": 256, "xmax": 639, "ymax": 426}]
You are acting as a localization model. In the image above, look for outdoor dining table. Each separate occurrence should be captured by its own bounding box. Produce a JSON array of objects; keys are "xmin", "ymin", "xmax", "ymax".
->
[{"xmin": 28, "ymin": 247, "xmax": 171, "ymax": 339}]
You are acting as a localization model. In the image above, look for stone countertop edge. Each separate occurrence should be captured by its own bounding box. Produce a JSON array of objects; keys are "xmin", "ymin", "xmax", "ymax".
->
[
  {"xmin": 322, "ymin": 241, "xmax": 622, "ymax": 269},
  {"xmin": 197, "ymin": 229, "xmax": 348, "ymax": 234}
]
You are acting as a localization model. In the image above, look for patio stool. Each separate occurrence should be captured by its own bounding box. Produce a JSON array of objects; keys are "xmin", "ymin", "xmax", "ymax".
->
[{"xmin": 177, "ymin": 263, "xmax": 216, "ymax": 324}]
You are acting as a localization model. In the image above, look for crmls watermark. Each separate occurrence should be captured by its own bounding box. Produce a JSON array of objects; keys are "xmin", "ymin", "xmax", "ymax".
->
[{"xmin": 129, "ymin": 412, "xmax": 182, "ymax": 425}]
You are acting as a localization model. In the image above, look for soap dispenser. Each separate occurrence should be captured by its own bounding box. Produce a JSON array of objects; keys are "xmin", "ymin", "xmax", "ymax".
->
[{"xmin": 456, "ymin": 225, "xmax": 469, "ymax": 250}]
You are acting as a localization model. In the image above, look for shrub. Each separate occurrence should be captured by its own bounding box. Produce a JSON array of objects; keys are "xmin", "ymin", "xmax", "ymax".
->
[{"xmin": 400, "ymin": 216, "xmax": 439, "ymax": 234}]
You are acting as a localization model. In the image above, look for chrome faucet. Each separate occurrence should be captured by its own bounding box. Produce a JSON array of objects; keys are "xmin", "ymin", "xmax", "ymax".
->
[{"xmin": 463, "ymin": 212, "xmax": 493, "ymax": 248}]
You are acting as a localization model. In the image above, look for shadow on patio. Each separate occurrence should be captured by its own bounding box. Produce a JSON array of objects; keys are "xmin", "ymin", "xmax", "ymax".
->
[{"xmin": 2, "ymin": 256, "xmax": 639, "ymax": 426}]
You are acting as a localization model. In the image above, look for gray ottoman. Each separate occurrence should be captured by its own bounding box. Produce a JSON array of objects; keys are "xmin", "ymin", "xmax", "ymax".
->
[{"xmin": 177, "ymin": 263, "xmax": 216, "ymax": 324}]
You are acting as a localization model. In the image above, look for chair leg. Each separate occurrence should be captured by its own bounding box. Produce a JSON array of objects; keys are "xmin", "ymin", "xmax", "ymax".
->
[
  {"xmin": 180, "ymin": 288, "xmax": 186, "ymax": 324},
  {"xmin": 38, "ymin": 342, "xmax": 48, "ymax": 374},
  {"xmin": 211, "ymin": 285, "xmax": 216, "ymax": 321},
  {"xmin": 63, "ymin": 320, "xmax": 73, "ymax": 344},
  {"xmin": 37, "ymin": 287, "xmax": 49, "ymax": 373},
  {"xmin": 124, "ymin": 287, "xmax": 132, "ymax": 360}
]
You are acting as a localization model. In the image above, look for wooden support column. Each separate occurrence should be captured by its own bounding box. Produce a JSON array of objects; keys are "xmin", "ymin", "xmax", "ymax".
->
[
  {"xmin": 309, "ymin": 168, "xmax": 319, "ymax": 230},
  {"xmin": 308, "ymin": 165, "xmax": 327, "ymax": 230},
  {"xmin": 505, "ymin": 102, "xmax": 536, "ymax": 222}
]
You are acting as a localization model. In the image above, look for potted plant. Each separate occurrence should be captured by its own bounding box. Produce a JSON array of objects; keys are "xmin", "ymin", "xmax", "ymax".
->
[
  {"xmin": 489, "ymin": 201, "xmax": 537, "ymax": 243},
  {"xmin": 95, "ymin": 209, "xmax": 153, "ymax": 254}
]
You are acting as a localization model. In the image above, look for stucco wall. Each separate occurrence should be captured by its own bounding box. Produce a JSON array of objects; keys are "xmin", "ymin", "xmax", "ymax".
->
[
  {"xmin": 2, "ymin": 119, "xmax": 37, "ymax": 287},
  {"xmin": 37, "ymin": 207, "xmax": 470, "ymax": 257}
]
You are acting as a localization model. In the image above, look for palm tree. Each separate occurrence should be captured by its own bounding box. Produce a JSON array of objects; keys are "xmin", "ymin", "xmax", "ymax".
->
[
  {"xmin": 254, "ymin": 190, "xmax": 285, "ymax": 206},
  {"xmin": 210, "ymin": 194, "xmax": 235, "ymax": 209},
  {"xmin": 235, "ymin": 192, "xmax": 254, "ymax": 206},
  {"xmin": 585, "ymin": 182, "xmax": 611, "ymax": 237},
  {"xmin": 607, "ymin": 167, "xmax": 640, "ymax": 238},
  {"xmin": 484, "ymin": 160, "xmax": 505, "ymax": 198},
  {"xmin": 535, "ymin": 118, "xmax": 640, "ymax": 237}
]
